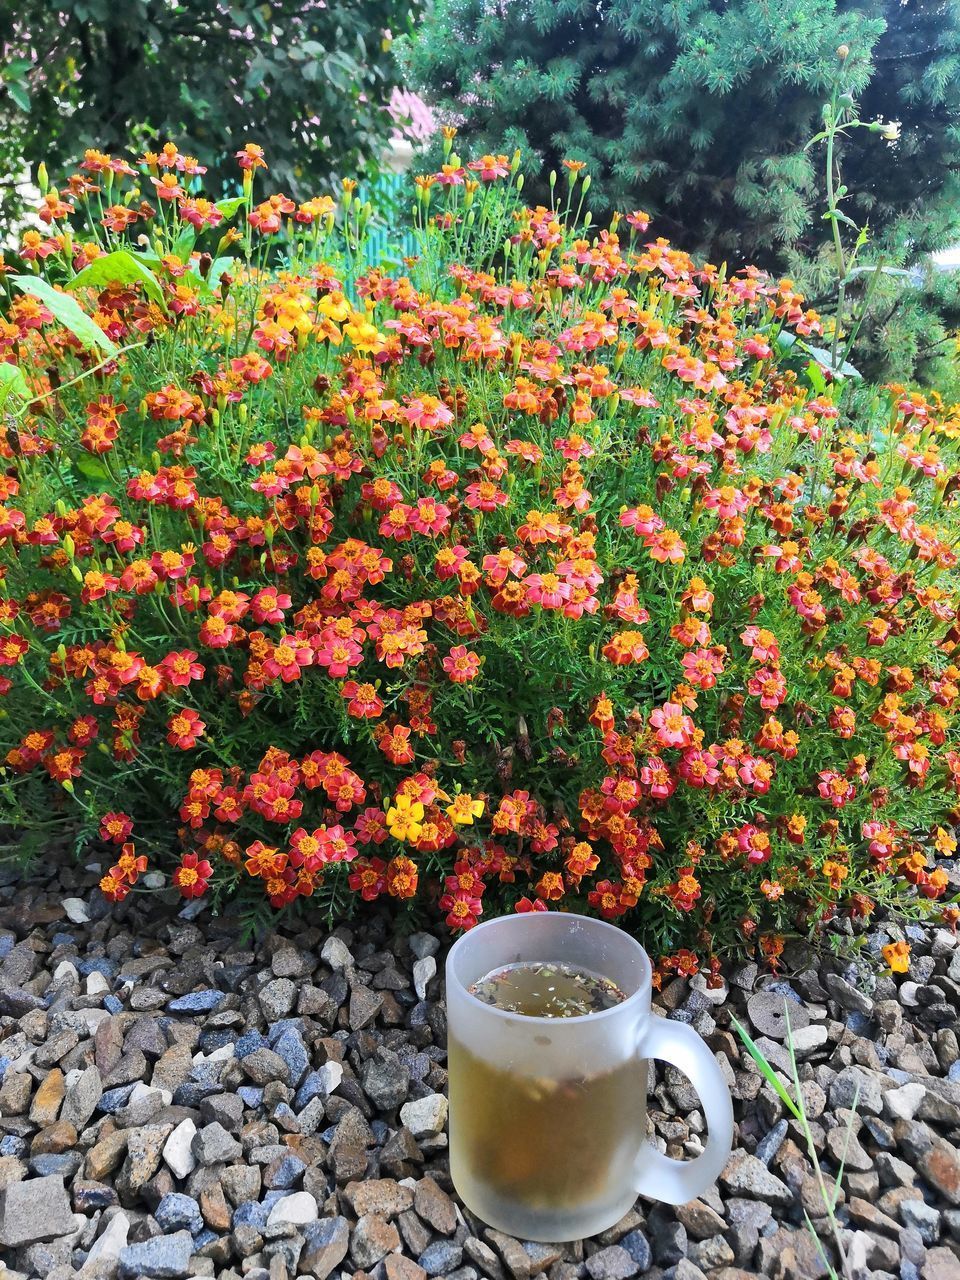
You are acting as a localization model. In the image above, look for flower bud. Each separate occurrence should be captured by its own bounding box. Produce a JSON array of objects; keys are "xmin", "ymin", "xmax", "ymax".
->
[{"xmin": 837, "ymin": 44, "xmax": 849, "ymax": 59}]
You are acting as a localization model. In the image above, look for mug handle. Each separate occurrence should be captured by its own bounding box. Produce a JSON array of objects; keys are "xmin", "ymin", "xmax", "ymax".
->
[{"xmin": 633, "ymin": 1013, "xmax": 734, "ymax": 1204}]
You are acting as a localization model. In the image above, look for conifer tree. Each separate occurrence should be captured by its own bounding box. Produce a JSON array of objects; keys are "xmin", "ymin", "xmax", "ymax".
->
[{"xmin": 402, "ymin": 0, "xmax": 960, "ymax": 268}]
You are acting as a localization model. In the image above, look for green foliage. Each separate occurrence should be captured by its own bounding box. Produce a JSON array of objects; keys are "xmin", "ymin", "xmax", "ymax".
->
[{"xmin": 1, "ymin": 0, "xmax": 418, "ymax": 230}]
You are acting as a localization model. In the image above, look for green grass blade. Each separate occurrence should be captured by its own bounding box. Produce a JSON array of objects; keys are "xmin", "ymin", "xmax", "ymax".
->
[
  {"xmin": 731, "ymin": 1014, "xmax": 802, "ymax": 1121},
  {"xmin": 803, "ymin": 1209, "xmax": 840, "ymax": 1280},
  {"xmin": 830, "ymin": 1082, "xmax": 860, "ymax": 1210}
]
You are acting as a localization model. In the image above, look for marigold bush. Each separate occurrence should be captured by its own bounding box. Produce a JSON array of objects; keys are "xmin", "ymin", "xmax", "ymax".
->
[{"xmin": 1, "ymin": 140, "xmax": 959, "ymax": 973}]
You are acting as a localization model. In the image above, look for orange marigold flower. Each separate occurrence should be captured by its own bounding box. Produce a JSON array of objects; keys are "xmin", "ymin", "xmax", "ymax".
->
[{"xmin": 882, "ymin": 940, "xmax": 910, "ymax": 974}]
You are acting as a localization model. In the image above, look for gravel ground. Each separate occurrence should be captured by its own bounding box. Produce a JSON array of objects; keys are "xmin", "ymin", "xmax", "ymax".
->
[{"xmin": 2, "ymin": 858, "xmax": 960, "ymax": 1280}]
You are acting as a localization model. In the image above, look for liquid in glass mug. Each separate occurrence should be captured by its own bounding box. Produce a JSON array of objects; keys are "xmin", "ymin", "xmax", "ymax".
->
[{"xmin": 447, "ymin": 912, "xmax": 734, "ymax": 1241}]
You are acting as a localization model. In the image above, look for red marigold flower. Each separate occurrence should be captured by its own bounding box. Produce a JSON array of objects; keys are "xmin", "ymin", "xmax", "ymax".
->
[
  {"xmin": 650, "ymin": 702, "xmax": 695, "ymax": 748},
  {"xmin": 341, "ymin": 680, "xmax": 384, "ymax": 719},
  {"xmin": 818, "ymin": 770, "xmax": 856, "ymax": 808},
  {"xmin": 734, "ymin": 823, "xmax": 772, "ymax": 863},
  {"xmin": 467, "ymin": 154, "xmax": 510, "ymax": 180},
  {"xmin": 747, "ymin": 666, "xmax": 787, "ymax": 710},
  {"xmin": 313, "ymin": 634, "xmax": 362, "ymax": 678},
  {"xmin": 264, "ymin": 635, "xmax": 314, "ymax": 683},
  {"xmin": 111, "ymin": 841, "xmax": 148, "ymax": 884},
  {"xmin": 166, "ymin": 708, "xmax": 205, "ymax": 749},
  {"xmin": 587, "ymin": 879, "xmax": 626, "ymax": 919},
  {"xmin": 236, "ymin": 142, "xmax": 268, "ymax": 170},
  {"xmin": 442, "ymin": 645, "xmax": 481, "ymax": 684},
  {"xmin": 159, "ymin": 650, "xmax": 205, "ymax": 688},
  {"xmin": 439, "ymin": 886, "xmax": 483, "ymax": 930},
  {"xmin": 152, "ymin": 173, "xmax": 185, "ymax": 201},
  {"xmin": 44, "ymin": 747, "xmax": 84, "ymax": 782},
  {"xmin": 100, "ymin": 873, "xmax": 131, "ymax": 903},
  {"xmin": 173, "ymin": 852, "xmax": 212, "ymax": 898},
  {"xmin": 348, "ymin": 856, "xmax": 387, "ymax": 901},
  {"xmin": 602, "ymin": 629, "xmax": 650, "ymax": 665},
  {"xmin": 100, "ymin": 811, "xmax": 134, "ymax": 844},
  {"xmin": 464, "ymin": 481, "xmax": 508, "ymax": 512},
  {"xmin": 0, "ymin": 633, "xmax": 28, "ymax": 666},
  {"xmin": 68, "ymin": 715, "xmax": 99, "ymax": 746},
  {"xmin": 385, "ymin": 855, "xmax": 419, "ymax": 899}
]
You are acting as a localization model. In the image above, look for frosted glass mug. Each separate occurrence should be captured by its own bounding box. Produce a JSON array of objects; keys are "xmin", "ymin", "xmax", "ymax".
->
[{"xmin": 446, "ymin": 912, "xmax": 734, "ymax": 1241}]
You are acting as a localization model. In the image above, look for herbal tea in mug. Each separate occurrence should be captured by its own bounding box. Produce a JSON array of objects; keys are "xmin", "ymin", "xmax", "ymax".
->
[{"xmin": 446, "ymin": 915, "xmax": 734, "ymax": 1242}]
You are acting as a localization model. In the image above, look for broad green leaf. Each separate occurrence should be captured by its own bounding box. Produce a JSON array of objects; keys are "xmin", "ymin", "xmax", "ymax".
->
[
  {"xmin": 69, "ymin": 250, "xmax": 167, "ymax": 313},
  {"xmin": 775, "ymin": 329, "xmax": 797, "ymax": 350},
  {"xmin": 730, "ymin": 1016, "xmax": 802, "ymax": 1121},
  {"xmin": 0, "ymin": 362, "xmax": 30, "ymax": 408},
  {"xmin": 215, "ymin": 197, "xmax": 246, "ymax": 220},
  {"xmin": 806, "ymin": 359, "xmax": 827, "ymax": 394},
  {"xmin": 131, "ymin": 249, "xmax": 226, "ymax": 299},
  {"xmin": 208, "ymin": 256, "xmax": 239, "ymax": 289},
  {"xmin": 7, "ymin": 83, "xmax": 30, "ymax": 112},
  {"xmin": 74, "ymin": 453, "xmax": 112, "ymax": 482},
  {"xmin": 173, "ymin": 226, "xmax": 197, "ymax": 260},
  {"xmin": 803, "ymin": 344, "xmax": 861, "ymax": 379},
  {"xmin": 10, "ymin": 275, "xmax": 117, "ymax": 356}
]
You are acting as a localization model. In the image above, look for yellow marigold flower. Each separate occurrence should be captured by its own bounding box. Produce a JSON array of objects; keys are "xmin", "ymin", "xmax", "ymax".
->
[
  {"xmin": 934, "ymin": 827, "xmax": 957, "ymax": 857},
  {"xmin": 445, "ymin": 793, "xmax": 484, "ymax": 826},
  {"xmin": 882, "ymin": 941, "xmax": 910, "ymax": 974},
  {"xmin": 821, "ymin": 859, "xmax": 849, "ymax": 889},
  {"xmin": 385, "ymin": 794, "xmax": 424, "ymax": 842},
  {"xmin": 318, "ymin": 291, "xmax": 352, "ymax": 322},
  {"xmin": 343, "ymin": 316, "xmax": 385, "ymax": 353}
]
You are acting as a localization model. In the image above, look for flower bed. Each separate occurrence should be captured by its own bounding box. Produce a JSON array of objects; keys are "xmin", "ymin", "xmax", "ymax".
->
[{"xmin": 1, "ymin": 141, "xmax": 958, "ymax": 972}]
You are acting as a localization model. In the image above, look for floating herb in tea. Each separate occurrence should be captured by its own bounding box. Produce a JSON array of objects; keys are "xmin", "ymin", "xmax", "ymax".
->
[{"xmin": 468, "ymin": 961, "xmax": 627, "ymax": 1018}]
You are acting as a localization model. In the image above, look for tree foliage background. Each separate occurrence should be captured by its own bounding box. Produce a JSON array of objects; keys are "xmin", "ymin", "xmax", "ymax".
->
[
  {"xmin": 400, "ymin": 0, "xmax": 960, "ymax": 387},
  {"xmin": 0, "ymin": 0, "xmax": 418, "ymax": 230},
  {"xmin": 400, "ymin": 0, "xmax": 960, "ymax": 269}
]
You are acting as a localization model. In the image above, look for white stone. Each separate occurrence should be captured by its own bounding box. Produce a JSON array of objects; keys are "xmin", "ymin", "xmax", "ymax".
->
[
  {"xmin": 53, "ymin": 960, "xmax": 79, "ymax": 986},
  {"xmin": 143, "ymin": 871, "xmax": 165, "ymax": 889},
  {"xmin": 81, "ymin": 1210, "xmax": 130, "ymax": 1274},
  {"xmin": 790, "ymin": 1024, "xmax": 829, "ymax": 1056},
  {"xmin": 266, "ymin": 1192, "xmax": 319, "ymax": 1229},
  {"xmin": 316, "ymin": 1062, "xmax": 344, "ymax": 1096},
  {"xmin": 70, "ymin": 1008, "xmax": 110, "ymax": 1035},
  {"xmin": 192, "ymin": 1043, "xmax": 234, "ymax": 1064},
  {"xmin": 883, "ymin": 1082, "xmax": 926, "ymax": 1122},
  {"xmin": 413, "ymin": 956, "xmax": 437, "ymax": 1001},
  {"xmin": 400, "ymin": 1093, "xmax": 448, "ymax": 1138},
  {"xmin": 62, "ymin": 897, "xmax": 90, "ymax": 924},
  {"xmin": 320, "ymin": 936, "xmax": 353, "ymax": 970},
  {"xmin": 11, "ymin": 1047, "xmax": 36, "ymax": 1072},
  {"xmin": 86, "ymin": 972, "xmax": 110, "ymax": 996},
  {"xmin": 129, "ymin": 1081, "xmax": 171, "ymax": 1106},
  {"xmin": 162, "ymin": 1118, "xmax": 198, "ymax": 1180}
]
